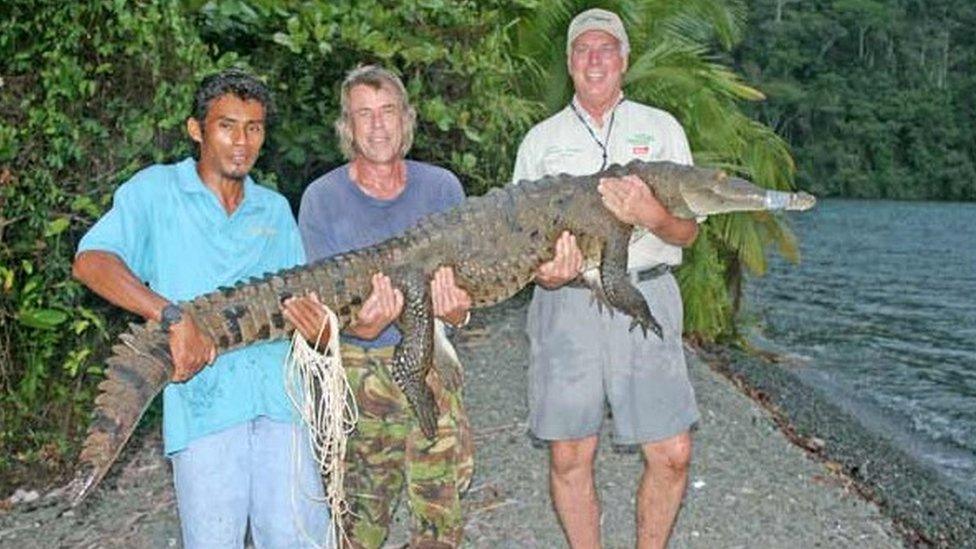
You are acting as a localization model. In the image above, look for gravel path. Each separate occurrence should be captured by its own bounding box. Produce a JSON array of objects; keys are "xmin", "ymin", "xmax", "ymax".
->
[
  {"xmin": 0, "ymin": 297, "xmax": 906, "ymax": 548},
  {"xmin": 451, "ymin": 297, "xmax": 902, "ymax": 548}
]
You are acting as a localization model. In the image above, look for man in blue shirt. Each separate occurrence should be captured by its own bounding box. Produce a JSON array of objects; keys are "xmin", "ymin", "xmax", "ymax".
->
[{"xmin": 73, "ymin": 69, "xmax": 330, "ymax": 548}]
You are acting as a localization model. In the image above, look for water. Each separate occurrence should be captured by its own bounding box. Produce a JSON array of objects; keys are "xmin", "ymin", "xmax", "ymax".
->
[{"xmin": 744, "ymin": 198, "xmax": 976, "ymax": 502}]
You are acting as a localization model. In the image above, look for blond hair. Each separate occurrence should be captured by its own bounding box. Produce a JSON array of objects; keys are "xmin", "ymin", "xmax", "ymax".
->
[{"xmin": 335, "ymin": 65, "xmax": 416, "ymax": 160}]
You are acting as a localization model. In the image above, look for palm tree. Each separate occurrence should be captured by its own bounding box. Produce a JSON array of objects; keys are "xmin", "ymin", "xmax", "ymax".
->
[{"xmin": 512, "ymin": 0, "xmax": 802, "ymax": 341}]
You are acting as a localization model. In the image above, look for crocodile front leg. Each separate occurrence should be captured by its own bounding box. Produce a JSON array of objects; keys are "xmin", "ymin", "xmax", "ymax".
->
[
  {"xmin": 600, "ymin": 226, "xmax": 663, "ymax": 339},
  {"xmin": 392, "ymin": 270, "xmax": 439, "ymax": 439}
]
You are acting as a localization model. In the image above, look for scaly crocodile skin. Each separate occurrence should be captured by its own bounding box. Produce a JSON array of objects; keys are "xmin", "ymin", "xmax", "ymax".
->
[{"xmin": 73, "ymin": 159, "xmax": 814, "ymax": 504}]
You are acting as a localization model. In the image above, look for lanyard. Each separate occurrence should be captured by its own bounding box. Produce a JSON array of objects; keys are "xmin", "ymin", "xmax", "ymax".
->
[{"xmin": 570, "ymin": 98, "xmax": 623, "ymax": 171}]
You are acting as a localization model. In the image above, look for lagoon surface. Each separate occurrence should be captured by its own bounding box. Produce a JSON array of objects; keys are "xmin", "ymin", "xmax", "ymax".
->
[{"xmin": 745, "ymin": 198, "xmax": 976, "ymax": 502}]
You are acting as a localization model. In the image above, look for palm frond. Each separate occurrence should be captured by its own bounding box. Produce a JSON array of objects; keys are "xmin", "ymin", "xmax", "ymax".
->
[
  {"xmin": 677, "ymin": 229, "xmax": 732, "ymax": 339},
  {"xmin": 626, "ymin": 42, "xmax": 764, "ymax": 103},
  {"xmin": 627, "ymin": 0, "xmax": 746, "ymax": 50},
  {"xmin": 712, "ymin": 213, "xmax": 766, "ymax": 275},
  {"xmin": 511, "ymin": 0, "xmax": 801, "ymax": 339},
  {"xmin": 756, "ymin": 212, "xmax": 800, "ymax": 265}
]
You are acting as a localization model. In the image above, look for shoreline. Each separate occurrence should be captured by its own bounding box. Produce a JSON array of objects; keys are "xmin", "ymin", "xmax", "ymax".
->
[
  {"xmin": 2, "ymin": 295, "xmax": 972, "ymax": 546},
  {"xmin": 449, "ymin": 297, "xmax": 903, "ymax": 547},
  {"xmin": 696, "ymin": 341, "xmax": 976, "ymax": 547}
]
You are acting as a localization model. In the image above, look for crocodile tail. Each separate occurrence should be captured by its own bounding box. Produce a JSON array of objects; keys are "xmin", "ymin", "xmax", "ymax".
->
[{"xmin": 73, "ymin": 323, "xmax": 172, "ymax": 506}]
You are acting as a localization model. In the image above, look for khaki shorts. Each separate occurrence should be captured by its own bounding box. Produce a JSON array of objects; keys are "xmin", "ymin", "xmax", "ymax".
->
[{"xmin": 526, "ymin": 272, "xmax": 699, "ymax": 444}]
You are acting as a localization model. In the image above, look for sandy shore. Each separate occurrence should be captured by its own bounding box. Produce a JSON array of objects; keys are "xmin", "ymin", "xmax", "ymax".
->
[{"xmin": 3, "ymin": 295, "xmax": 969, "ymax": 547}]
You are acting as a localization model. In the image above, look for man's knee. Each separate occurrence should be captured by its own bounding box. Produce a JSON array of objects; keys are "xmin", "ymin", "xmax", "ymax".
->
[
  {"xmin": 641, "ymin": 431, "xmax": 693, "ymax": 475},
  {"xmin": 549, "ymin": 437, "xmax": 598, "ymax": 479}
]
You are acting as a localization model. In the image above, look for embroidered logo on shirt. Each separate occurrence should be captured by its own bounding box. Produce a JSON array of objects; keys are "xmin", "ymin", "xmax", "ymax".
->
[
  {"xmin": 249, "ymin": 226, "xmax": 278, "ymax": 237},
  {"xmin": 628, "ymin": 133, "xmax": 654, "ymax": 156}
]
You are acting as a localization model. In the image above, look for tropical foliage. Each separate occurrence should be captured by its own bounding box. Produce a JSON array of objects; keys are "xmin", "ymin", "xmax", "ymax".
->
[
  {"xmin": 734, "ymin": 0, "xmax": 976, "ymax": 200},
  {"xmin": 514, "ymin": 0, "xmax": 801, "ymax": 339},
  {"xmin": 1, "ymin": 0, "xmax": 797, "ymax": 488},
  {"xmin": 0, "ymin": 0, "xmax": 220, "ymax": 492},
  {"xmin": 188, "ymin": 0, "xmax": 538, "ymax": 197}
]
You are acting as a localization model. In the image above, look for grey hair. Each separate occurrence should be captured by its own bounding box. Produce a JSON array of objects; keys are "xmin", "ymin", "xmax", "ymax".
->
[{"xmin": 335, "ymin": 65, "xmax": 416, "ymax": 161}]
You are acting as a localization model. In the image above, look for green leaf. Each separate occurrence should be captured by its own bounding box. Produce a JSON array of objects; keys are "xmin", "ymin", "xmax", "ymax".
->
[
  {"xmin": 44, "ymin": 217, "xmax": 70, "ymax": 237},
  {"xmin": 22, "ymin": 276, "xmax": 39, "ymax": 296},
  {"xmin": 63, "ymin": 348, "xmax": 92, "ymax": 377},
  {"xmin": 70, "ymin": 195, "xmax": 102, "ymax": 218},
  {"xmin": 76, "ymin": 306, "xmax": 108, "ymax": 338},
  {"xmin": 272, "ymin": 31, "xmax": 297, "ymax": 52},
  {"xmin": 0, "ymin": 266, "xmax": 13, "ymax": 293},
  {"xmin": 71, "ymin": 319, "xmax": 90, "ymax": 335},
  {"xmin": 462, "ymin": 126, "xmax": 483, "ymax": 143},
  {"xmin": 18, "ymin": 308, "xmax": 69, "ymax": 329},
  {"xmin": 424, "ymin": 98, "xmax": 452, "ymax": 132}
]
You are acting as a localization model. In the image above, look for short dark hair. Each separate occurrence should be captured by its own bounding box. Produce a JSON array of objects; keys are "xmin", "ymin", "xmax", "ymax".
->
[{"xmin": 191, "ymin": 68, "xmax": 275, "ymax": 123}]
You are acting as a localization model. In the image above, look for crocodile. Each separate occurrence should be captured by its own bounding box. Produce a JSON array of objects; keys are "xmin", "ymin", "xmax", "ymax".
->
[{"xmin": 73, "ymin": 159, "xmax": 814, "ymax": 504}]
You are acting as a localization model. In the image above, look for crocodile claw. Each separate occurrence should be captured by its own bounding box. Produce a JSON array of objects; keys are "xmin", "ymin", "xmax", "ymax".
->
[{"xmin": 629, "ymin": 315, "xmax": 663, "ymax": 340}]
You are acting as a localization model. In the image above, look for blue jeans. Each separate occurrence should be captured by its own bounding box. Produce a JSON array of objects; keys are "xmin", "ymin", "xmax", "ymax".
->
[{"xmin": 171, "ymin": 416, "xmax": 332, "ymax": 548}]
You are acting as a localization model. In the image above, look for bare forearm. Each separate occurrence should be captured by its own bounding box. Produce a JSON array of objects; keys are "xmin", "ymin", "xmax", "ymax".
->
[
  {"xmin": 642, "ymin": 215, "xmax": 699, "ymax": 248},
  {"xmin": 598, "ymin": 176, "xmax": 700, "ymax": 248},
  {"xmin": 72, "ymin": 250, "xmax": 168, "ymax": 322}
]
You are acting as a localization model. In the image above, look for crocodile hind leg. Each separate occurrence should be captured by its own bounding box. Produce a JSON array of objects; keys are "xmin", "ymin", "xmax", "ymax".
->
[
  {"xmin": 391, "ymin": 271, "xmax": 439, "ymax": 438},
  {"xmin": 580, "ymin": 268, "xmax": 613, "ymax": 315},
  {"xmin": 599, "ymin": 226, "xmax": 663, "ymax": 339}
]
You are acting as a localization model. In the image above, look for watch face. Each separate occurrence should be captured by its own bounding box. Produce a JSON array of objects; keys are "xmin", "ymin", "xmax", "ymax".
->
[{"xmin": 161, "ymin": 304, "xmax": 182, "ymax": 330}]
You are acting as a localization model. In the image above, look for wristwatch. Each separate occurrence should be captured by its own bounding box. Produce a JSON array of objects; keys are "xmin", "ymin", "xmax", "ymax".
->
[
  {"xmin": 444, "ymin": 311, "xmax": 471, "ymax": 338},
  {"xmin": 159, "ymin": 303, "xmax": 183, "ymax": 333},
  {"xmin": 453, "ymin": 310, "xmax": 471, "ymax": 329}
]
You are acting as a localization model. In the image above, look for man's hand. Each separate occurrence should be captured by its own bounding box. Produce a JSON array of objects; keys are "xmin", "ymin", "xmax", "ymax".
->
[
  {"xmin": 534, "ymin": 231, "xmax": 583, "ymax": 289},
  {"xmin": 169, "ymin": 314, "xmax": 217, "ymax": 382},
  {"xmin": 431, "ymin": 266, "xmax": 472, "ymax": 327},
  {"xmin": 282, "ymin": 293, "xmax": 331, "ymax": 350},
  {"xmin": 598, "ymin": 175, "xmax": 699, "ymax": 247},
  {"xmin": 347, "ymin": 272, "xmax": 404, "ymax": 340},
  {"xmin": 598, "ymin": 175, "xmax": 668, "ymax": 228}
]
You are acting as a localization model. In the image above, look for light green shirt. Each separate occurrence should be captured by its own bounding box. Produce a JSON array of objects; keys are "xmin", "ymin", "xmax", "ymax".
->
[{"xmin": 512, "ymin": 96, "xmax": 695, "ymax": 268}]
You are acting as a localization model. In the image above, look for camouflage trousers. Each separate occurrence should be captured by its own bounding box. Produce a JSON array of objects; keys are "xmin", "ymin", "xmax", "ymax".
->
[{"xmin": 340, "ymin": 343, "xmax": 473, "ymax": 549}]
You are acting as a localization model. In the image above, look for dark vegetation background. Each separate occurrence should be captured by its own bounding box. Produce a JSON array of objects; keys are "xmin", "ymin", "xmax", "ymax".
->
[
  {"xmin": 1, "ymin": 0, "xmax": 972, "ymax": 495},
  {"xmin": 737, "ymin": 0, "xmax": 976, "ymax": 200}
]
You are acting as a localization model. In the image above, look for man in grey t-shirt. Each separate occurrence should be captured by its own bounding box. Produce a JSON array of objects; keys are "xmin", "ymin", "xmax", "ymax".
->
[{"xmin": 284, "ymin": 65, "xmax": 474, "ymax": 548}]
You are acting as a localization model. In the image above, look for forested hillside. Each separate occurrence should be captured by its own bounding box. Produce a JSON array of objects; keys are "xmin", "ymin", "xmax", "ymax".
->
[{"xmin": 734, "ymin": 0, "xmax": 976, "ymax": 200}]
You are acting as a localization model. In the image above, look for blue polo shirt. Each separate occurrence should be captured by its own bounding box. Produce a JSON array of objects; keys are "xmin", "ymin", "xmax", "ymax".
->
[{"xmin": 77, "ymin": 157, "xmax": 305, "ymax": 455}]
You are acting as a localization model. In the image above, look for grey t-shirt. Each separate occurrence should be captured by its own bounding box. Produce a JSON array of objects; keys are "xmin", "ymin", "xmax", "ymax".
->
[{"xmin": 298, "ymin": 160, "xmax": 464, "ymax": 348}]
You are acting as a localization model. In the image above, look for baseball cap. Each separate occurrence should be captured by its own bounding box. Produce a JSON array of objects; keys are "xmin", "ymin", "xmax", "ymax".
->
[{"xmin": 566, "ymin": 8, "xmax": 630, "ymax": 57}]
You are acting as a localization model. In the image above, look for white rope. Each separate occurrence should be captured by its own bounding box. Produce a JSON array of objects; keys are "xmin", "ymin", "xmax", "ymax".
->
[{"xmin": 285, "ymin": 304, "xmax": 358, "ymax": 548}]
